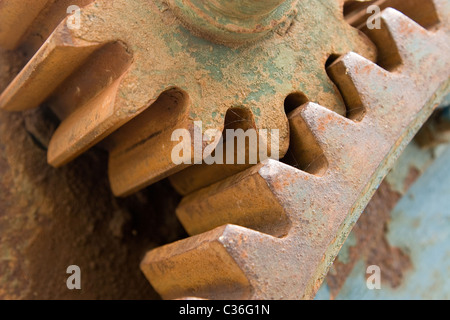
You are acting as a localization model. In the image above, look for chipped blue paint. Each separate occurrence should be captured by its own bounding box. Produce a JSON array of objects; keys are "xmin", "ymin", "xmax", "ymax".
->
[{"xmin": 316, "ymin": 144, "xmax": 450, "ymax": 300}]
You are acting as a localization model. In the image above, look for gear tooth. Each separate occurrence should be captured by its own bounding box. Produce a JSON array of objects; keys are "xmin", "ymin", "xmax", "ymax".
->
[
  {"xmin": 42, "ymin": 40, "xmax": 134, "ymax": 168},
  {"xmin": 140, "ymin": 224, "xmax": 262, "ymax": 300},
  {"xmin": 432, "ymin": 0, "xmax": 450, "ymax": 24},
  {"xmin": 365, "ymin": 7, "xmax": 440, "ymax": 70},
  {"xmin": 0, "ymin": 0, "xmax": 51, "ymax": 50},
  {"xmin": 176, "ymin": 160, "xmax": 307, "ymax": 238},
  {"xmin": 327, "ymin": 52, "xmax": 398, "ymax": 121},
  {"xmin": 1, "ymin": 0, "xmax": 449, "ymax": 301},
  {"xmin": 168, "ymin": 104, "xmax": 290, "ymax": 196},
  {"xmin": 47, "ymin": 74, "xmax": 126, "ymax": 167},
  {"xmin": 292, "ymin": 102, "xmax": 357, "ymax": 159},
  {"xmin": 381, "ymin": 7, "xmax": 431, "ymax": 42},
  {"xmin": 107, "ymin": 89, "xmax": 194, "ymax": 197},
  {"xmin": 0, "ymin": 26, "xmax": 103, "ymax": 112},
  {"xmin": 287, "ymin": 103, "xmax": 329, "ymax": 175},
  {"xmin": 0, "ymin": 1, "xmax": 141, "ymax": 170},
  {"xmin": 298, "ymin": 102, "xmax": 352, "ymax": 131},
  {"xmin": 131, "ymin": 0, "xmax": 450, "ymax": 301}
]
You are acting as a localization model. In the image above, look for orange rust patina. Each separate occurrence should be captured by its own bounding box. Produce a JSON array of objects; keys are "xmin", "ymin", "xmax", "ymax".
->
[
  {"xmin": 0, "ymin": 0, "xmax": 449, "ymax": 300},
  {"xmin": 142, "ymin": 3, "xmax": 450, "ymax": 299}
]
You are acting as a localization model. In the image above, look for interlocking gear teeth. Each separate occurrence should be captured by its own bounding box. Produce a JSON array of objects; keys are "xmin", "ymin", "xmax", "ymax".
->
[
  {"xmin": 141, "ymin": 5, "xmax": 450, "ymax": 299},
  {"xmin": 1, "ymin": 0, "xmax": 377, "ymax": 197}
]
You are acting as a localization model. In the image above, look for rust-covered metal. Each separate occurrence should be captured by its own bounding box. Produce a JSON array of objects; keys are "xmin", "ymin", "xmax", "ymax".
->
[
  {"xmin": 0, "ymin": 0, "xmax": 377, "ymax": 197},
  {"xmin": 0, "ymin": 0, "xmax": 449, "ymax": 300},
  {"xmin": 141, "ymin": 4, "xmax": 450, "ymax": 299}
]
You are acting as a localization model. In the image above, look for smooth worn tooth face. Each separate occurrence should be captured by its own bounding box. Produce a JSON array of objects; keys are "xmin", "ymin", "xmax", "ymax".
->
[{"xmin": 0, "ymin": 0, "xmax": 51, "ymax": 50}]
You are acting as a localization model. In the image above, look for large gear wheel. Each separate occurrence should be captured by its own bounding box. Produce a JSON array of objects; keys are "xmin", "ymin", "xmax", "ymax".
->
[{"xmin": 0, "ymin": 0, "xmax": 449, "ymax": 300}]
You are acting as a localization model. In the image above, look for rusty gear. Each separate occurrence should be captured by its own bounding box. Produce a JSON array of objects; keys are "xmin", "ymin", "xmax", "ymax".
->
[{"xmin": 0, "ymin": 0, "xmax": 449, "ymax": 299}]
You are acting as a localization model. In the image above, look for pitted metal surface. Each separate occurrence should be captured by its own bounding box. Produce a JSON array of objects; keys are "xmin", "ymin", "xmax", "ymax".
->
[
  {"xmin": 0, "ymin": 0, "xmax": 449, "ymax": 300},
  {"xmin": 141, "ymin": 2, "xmax": 450, "ymax": 299}
]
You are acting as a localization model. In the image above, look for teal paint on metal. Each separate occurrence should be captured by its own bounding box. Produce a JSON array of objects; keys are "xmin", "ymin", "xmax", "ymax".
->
[{"xmin": 316, "ymin": 144, "xmax": 450, "ymax": 300}]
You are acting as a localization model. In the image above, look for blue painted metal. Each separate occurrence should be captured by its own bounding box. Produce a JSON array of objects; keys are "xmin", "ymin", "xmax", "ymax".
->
[{"xmin": 316, "ymin": 143, "xmax": 450, "ymax": 300}]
